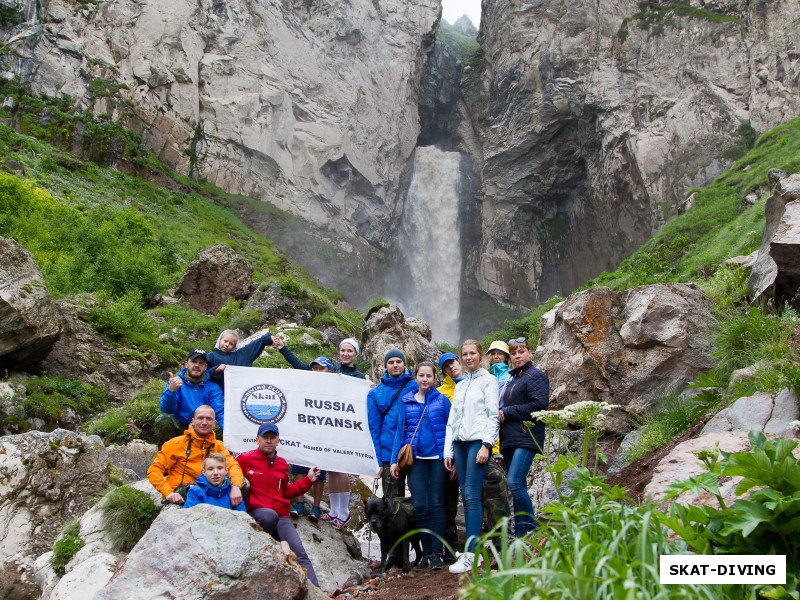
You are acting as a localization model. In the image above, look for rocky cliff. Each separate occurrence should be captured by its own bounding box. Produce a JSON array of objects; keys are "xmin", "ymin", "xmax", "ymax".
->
[
  {"xmin": 0, "ymin": 0, "xmax": 440, "ymax": 303},
  {"xmin": 467, "ymin": 0, "xmax": 800, "ymax": 310},
  {"xmin": 1, "ymin": 0, "xmax": 798, "ymax": 323}
]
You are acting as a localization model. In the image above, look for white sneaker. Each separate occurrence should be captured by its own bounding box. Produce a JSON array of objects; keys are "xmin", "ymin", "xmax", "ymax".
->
[{"xmin": 448, "ymin": 551, "xmax": 483, "ymax": 574}]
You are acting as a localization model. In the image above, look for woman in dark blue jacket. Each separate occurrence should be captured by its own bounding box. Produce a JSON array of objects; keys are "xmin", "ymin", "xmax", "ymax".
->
[
  {"xmin": 499, "ymin": 338, "xmax": 549, "ymax": 538},
  {"xmin": 390, "ymin": 361, "xmax": 451, "ymax": 570}
]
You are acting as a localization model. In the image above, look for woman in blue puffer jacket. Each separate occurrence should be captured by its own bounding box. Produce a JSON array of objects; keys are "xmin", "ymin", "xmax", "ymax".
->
[{"xmin": 390, "ymin": 361, "xmax": 451, "ymax": 571}]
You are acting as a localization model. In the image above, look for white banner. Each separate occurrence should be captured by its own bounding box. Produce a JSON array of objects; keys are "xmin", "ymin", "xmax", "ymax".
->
[{"xmin": 223, "ymin": 366, "xmax": 379, "ymax": 477}]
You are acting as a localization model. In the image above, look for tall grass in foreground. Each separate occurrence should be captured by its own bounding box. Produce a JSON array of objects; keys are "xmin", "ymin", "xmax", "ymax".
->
[{"xmin": 463, "ymin": 465, "xmax": 717, "ymax": 599}]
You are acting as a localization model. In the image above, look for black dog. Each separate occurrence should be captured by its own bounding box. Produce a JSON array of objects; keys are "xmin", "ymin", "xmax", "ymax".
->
[{"xmin": 364, "ymin": 496, "xmax": 422, "ymax": 572}]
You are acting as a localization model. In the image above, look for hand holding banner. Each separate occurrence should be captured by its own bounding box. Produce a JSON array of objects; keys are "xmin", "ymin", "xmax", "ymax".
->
[{"xmin": 223, "ymin": 366, "xmax": 379, "ymax": 477}]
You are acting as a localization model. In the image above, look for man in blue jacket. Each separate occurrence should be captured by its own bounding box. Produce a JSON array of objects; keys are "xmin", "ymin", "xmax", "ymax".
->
[
  {"xmin": 155, "ymin": 349, "xmax": 225, "ymax": 444},
  {"xmin": 367, "ymin": 349, "xmax": 416, "ymax": 501}
]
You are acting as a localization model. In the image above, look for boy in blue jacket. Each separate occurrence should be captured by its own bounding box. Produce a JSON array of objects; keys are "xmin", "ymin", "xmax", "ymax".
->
[{"xmin": 183, "ymin": 452, "xmax": 247, "ymax": 512}]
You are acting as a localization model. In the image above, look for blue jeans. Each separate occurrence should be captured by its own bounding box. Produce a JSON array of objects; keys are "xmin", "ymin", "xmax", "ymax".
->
[
  {"xmin": 503, "ymin": 447, "xmax": 539, "ymax": 537},
  {"xmin": 407, "ymin": 458, "xmax": 448, "ymax": 555},
  {"xmin": 452, "ymin": 440, "xmax": 487, "ymax": 552}
]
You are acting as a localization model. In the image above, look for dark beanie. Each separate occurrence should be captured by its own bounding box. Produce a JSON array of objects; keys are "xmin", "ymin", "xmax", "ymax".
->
[{"xmin": 384, "ymin": 349, "xmax": 406, "ymax": 367}]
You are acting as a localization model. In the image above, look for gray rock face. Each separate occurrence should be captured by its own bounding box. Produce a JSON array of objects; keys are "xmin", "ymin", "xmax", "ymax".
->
[
  {"xmin": 3, "ymin": 0, "xmax": 440, "ymax": 303},
  {"xmin": 106, "ymin": 440, "xmax": 157, "ymax": 480},
  {"xmin": 361, "ymin": 304, "xmax": 438, "ymax": 381},
  {"xmin": 0, "ymin": 429, "xmax": 109, "ymax": 596},
  {"xmin": 467, "ymin": 0, "xmax": 800, "ymax": 309},
  {"xmin": 701, "ymin": 388, "xmax": 800, "ymax": 439},
  {"xmin": 749, "ymin": 172, "xmax": 800, "ymax": 306},
  {"xmin": 96, "ymin": 504, "xmax": 322, "ymax": 600},
  {"xmin": 643, "ymin": 431, "xmax": 751, "ymax": 505},
  {"xmin": 178, "ymin": 244, "xmax": 253, "ymax": 314},
  {"xmin": 37, "ymin": 298, "xmax": 160, "ymax": 403},
  {"xmin": 0, "ymin": 237, "xmax": 63, "ymax": 369},
  {"xmin": 244, "ymin": 282, "xmax": 313, "ymax": 326},
  {"xmin": 535, "ymin": 283, "xmax": 717, "ymax": 433}
]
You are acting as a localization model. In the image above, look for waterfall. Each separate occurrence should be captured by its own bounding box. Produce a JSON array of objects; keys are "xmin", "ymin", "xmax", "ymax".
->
[{"xmin": 388, "ymin": 146, "xmax": 463, "ymax": 344}]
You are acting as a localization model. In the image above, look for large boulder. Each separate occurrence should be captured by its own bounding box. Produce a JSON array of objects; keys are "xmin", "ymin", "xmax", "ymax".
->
[
  {"xmin": 96, "ymin": 504, "xmax": 326, "ymax": 599},
  {"xmin": 0, "ymin": 237, "xmax": 63, "ymax": 370},
  {"xmin": 749, "ymin": 171, "xmax": 800, "ymax": 307},
  {"xmin": 37, "ymin": 298, "xmax": 161, "ymax": 403},
  {"xmin": 0, "ymin": 429, "xmax": 109, "ymax": 597},
  {"xmin": 643, "ymin": 431, "xmax": 751, "ymax": 506},
  {"xmin": 244, "ymin": 282, "xmax": 313, "ymax": 326},
  {"xmin": 361, "ymin": 304, "xmax": 438, "ymax": 381},
  {"xmin": 177, "ymin": 245, "xmax": 253, "ymax": 314},
  {"xmin": 535, "ymin": 283, "xmax": 717, "ymax": 433}
]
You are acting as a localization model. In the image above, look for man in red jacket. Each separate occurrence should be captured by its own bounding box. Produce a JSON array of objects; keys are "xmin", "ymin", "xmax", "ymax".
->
[{"xmin": 236, "ymin": 422, "xmax": 321, "ymax": 588}]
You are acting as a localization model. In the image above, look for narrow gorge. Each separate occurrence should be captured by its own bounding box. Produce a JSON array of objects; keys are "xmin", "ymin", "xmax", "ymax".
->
[{"xmin": 1, "ymin": 0, "xmax": 798, "ymax": 341}]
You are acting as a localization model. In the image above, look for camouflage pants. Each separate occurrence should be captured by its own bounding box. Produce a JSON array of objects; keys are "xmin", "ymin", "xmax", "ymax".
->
[
  {"xmin": 482, "ymin": 458, "xmax": 511, "ymax": 533},
  {"xmin": 444, "ymin": 475, "xmax": 459, "ymax": 550},
  {"xmin": 381, "ymin": 462, "xmax": 406, "ymax": 501}
]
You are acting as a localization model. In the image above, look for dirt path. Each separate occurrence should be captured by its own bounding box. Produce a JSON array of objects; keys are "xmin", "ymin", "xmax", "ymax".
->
[{"xmin": 333, "ymin": 566, "xmax": 464, "ymax": 600}]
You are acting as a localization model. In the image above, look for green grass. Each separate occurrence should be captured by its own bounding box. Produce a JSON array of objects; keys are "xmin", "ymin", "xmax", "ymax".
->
[
  {"xmin": 622, "ymin": 395, "xmax": 695, "ymax": 463},
  {"xmin": 1, "ymin": 376, "xmax": 108, "ymax": 433},
  {"xmin": 632, "ymin": 1, "xmax": 741, "ymax": 37},
  {"xmin": 436, "ymin": 20, "xmax": 480, "ymax": 63},
  {"xmin": 51, "ymin": 519, "xmax": 84, "ymax": 575},
  {"xmin": 586, "ymin": 117, "xmax": 800, "ymax": 292},
  {"xmin": 100, "ymin": 486, "xmax": 160, "ymax": 551}
]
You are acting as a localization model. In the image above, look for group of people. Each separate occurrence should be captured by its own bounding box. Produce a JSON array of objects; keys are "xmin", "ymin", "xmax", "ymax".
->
[
  {"xmin": 146, "ymin": 327, "xmax": 549, "ymax": 586},
  {"xmin": 370, "ymin": 338, "xmax": 549, "ymax": 574}
]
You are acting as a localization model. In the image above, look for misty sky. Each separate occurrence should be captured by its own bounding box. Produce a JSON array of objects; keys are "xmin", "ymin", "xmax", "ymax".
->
[{"xmin": 441, "ymin": 0, "xmax": 481, "ymax": 28}]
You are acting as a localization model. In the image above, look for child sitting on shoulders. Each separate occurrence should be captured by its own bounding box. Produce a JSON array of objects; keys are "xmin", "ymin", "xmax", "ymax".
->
[{"xmin": 183, "ymin": 452, "xmax": 247, "ymax": 512}]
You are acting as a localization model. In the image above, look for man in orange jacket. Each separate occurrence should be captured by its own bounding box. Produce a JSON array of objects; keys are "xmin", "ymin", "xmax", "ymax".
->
[{"xmin": 147, "ymin": 405, "xmax": 244, "ymax": 505}]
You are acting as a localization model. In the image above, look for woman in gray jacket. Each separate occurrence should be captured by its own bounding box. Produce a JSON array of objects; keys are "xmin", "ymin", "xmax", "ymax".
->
[{"xmin": 443, "ymin": 339, "xmax": 499, "ymax": 574}]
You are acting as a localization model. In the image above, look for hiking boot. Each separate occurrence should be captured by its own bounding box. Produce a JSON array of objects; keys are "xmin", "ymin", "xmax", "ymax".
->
[
  {"xmin": 415, "ymin": 555, "xmax": 431, "ymax": 571},
  {"xmin": 430, "ymin": 553, "xmax": 444, "ymax": 570},
  {"xmin": 448, "ymin": 551, "xmax": 483, "ymax": 574},
  {"xmin": 290, "ymin": 502, "xmax": 304, "ymax": 518},
  {"xmin": 308, "ymin": 506, "xmax": 321, "ymax": 522}
]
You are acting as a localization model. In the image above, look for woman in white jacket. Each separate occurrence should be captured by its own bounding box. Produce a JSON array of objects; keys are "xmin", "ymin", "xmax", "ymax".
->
[{"xmin": 443, "ymin": 339, "xmax": 499, "ymax": 574}]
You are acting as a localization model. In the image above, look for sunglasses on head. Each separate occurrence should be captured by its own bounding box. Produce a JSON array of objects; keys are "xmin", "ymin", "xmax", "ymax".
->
[{"xmin": 507, "ymin": 337, "xmax": 527, "ymax": 346}]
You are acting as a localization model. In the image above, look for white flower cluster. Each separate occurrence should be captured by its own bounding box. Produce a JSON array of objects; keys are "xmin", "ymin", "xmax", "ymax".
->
[{"xmin": 530, "ymin": 401, "xmax": 619, "ymax": 427}]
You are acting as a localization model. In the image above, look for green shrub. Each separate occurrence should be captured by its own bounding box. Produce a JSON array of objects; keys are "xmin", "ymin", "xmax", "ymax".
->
[
  {"xmin": 87, "ymin": 291, "xmax": 156, "ymax": 339},
  {"xmin": 1, "ymin": 376, "xmax": 108, "ymax": 432},
  {"xmin": 86, "ymin": 408, "xmax": 134, "ymax": 445},
  {"xmin": 101, "ymin": 486, "xmax": 160, "ymax": 551},
  {"xmin": 85, "ymin": 379, "xmax": 163, "ymax": 444},
  {"xmin": 278, "ymin": 275, "xmax": 306, "ymax": 299},
  {"xmin": 666, "ymin": 431, "xmax": 800, "ymax": 597},
  {"xmin": 51, "ymin": 519, "xmax": 84, "ymax": 575}
]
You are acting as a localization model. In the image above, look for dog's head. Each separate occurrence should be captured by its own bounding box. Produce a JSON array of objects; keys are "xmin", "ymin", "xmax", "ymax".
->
[{"xmin": 364, "ymin": 496, "xmax": 392, "ymax": 532}]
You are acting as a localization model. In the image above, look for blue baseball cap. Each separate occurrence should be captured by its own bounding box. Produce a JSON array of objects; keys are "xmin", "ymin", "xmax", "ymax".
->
[
  {"xmin": 310, "ymin": 356, "xmax": 334, "ymax": 371},
  {"xmin": 438, "ymin": 352, "xmax": 458, "ymax": 372},
  {"xmin": 257, "ymin": 423, "xmax": 279, "ymax": 437}
]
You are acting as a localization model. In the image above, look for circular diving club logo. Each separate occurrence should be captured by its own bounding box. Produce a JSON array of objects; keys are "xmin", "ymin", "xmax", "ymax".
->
[{"xmin": 241, "ymin": 384, "xmax": 287, "ymax": 424}]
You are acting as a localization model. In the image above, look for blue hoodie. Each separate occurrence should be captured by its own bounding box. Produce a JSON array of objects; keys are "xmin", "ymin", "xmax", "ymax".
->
[
  {"xmin": 367, "ymin": 369, "xmax": 417, "ymax": 465},
  {"xmin": 160, "ymin": 368, "xmax": 225, "ymax": 428},
  {"xmin": 183, "ymin": 474, "xmax": 246, "ymax": 511}
]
